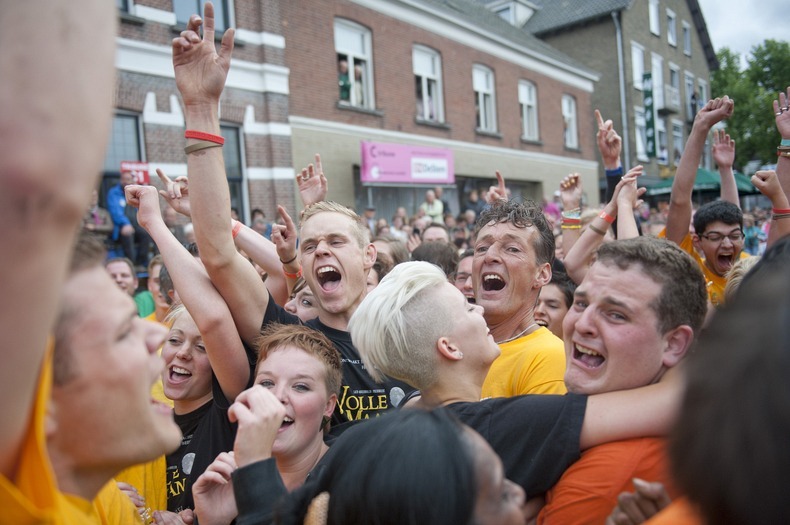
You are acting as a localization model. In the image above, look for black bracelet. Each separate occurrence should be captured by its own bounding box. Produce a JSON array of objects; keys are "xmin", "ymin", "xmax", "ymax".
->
[
  {"xmin": 605, "ymin": 166, "xmax": 624, "ymax": 177},
  {"xmin": 280, "ymin": 253, "xmax": 298, "ymax": 265}
]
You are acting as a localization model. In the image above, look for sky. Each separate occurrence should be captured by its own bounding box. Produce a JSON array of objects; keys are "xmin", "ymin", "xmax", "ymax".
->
[{"xmin": 697, "ymin": 0, "xmax": 788, "ymax": 66}]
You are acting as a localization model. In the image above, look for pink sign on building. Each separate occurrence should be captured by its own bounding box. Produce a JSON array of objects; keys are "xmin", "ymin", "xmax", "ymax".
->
[{"xmin": 360, "ymin": 141, "xmax": 454, "ymax": 185}]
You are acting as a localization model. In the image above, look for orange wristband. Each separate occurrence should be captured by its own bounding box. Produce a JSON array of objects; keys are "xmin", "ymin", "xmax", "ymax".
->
[
  {"xmin": 231, "ymin": 220, "xmax": 243, "ymax": 239},
  {"xmin": 283, "ymin": 265, "xmax": 302, "ymax": 279},
  {"xmin": 598, "ymin": 211, "xmax": 616, "ymax": 224}
]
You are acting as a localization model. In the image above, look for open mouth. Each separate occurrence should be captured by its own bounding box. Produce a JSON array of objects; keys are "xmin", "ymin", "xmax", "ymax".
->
[
  {"xmin": 717, "ymin": 254, "xmax": 734, "ymax": 271},
  {"xmin": 316, "ymin": 266, "xmax": 342, "ymax": 292},
  {"xmin": 169, "ymin": 366, "xmax": 192, "ymax": 383},
  {"xmin": 280, "ymin": 416, "xmax": 294, "ymax": 430},
  {"xmin": 573, "ymin": 344, "xmax": 605, "ymax": 368},
  {"xmin": 535, "ymin": 318, "xmax": 548, "ymax": 327},
  {"xmin": 481, "ymin": 273, "xmax": 506, "ymax": 292}
]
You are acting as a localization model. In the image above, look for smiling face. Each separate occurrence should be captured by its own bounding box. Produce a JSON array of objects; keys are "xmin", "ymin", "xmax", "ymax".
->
[
  {"xmin": 535, "ymin": 283, "xmax": 570, "ymax": 339},
  {"xmin": 563, "ymin": 261, "xmax": 678, "ymax": 394},
  {"xmin": 453, "ymin": 255, "xmax": 475, "ymax": 302},
  {"xmin": 472, "ymin": 221, "xmax": 550, "ymax": 327},
  {"xmin": 693, "ymin": 220, "xmax": 744, "ymax": 277},
  {"xmin": 254, "ymin": 346, "xmax": 336, "ymax": 460},
  {"xmin": 300, "ymin": 211, "xmax": 375, "ymax": 322},
  {"xmin": 52, "ymin": 266, "xmax": 181, "ymax": 470},
  {"xmin": 161, "ymin": 309, "xmax": 214, "ymax": 414},
  {"xmin": 106, "ymin": 260, "xmax": 137, "ymax": 297}
]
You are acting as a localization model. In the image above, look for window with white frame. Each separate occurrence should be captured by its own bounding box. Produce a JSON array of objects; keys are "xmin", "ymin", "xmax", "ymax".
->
[
  {"xmin": 562, "ymin": 95, "xmax": 578, "ymax": 149},
  {"xmin": 657, "ymin": 118, "xmax": 668, "ymax": 165},
  {"xmin": 174, "ymin": 0, "xmax": 232, "ymax": 32},
  {"xmin": 220, "ymin": 125, "xmax": 246, "ymax": 220},
  {"xmin": 631, "ymin": 42, "xmax": 645, "ymax": 90},
  {"xmin": 413, "ymin": 46, "xmax": 444, "ymax": 123},
  {"xmin": 666, "ymin": 9, "xmax": 677, "ymax": 46},
  {"xmin": 634, "ymin": 107, "xmax": 648, "ymax": 162},
  {"xmin": 652, "ymin": 53, "xmax": 664, "ymax": 109},
  {"xmin": 117, "ymin": 0, "xmax": 131, "ymax": 12},
  {"xmin": 519, "ymin": 80, "xmax": 539, "ymax": 141},
  {"xmin": 698, "ymin": 80, "xmax": 707, "ymax": 107},
  {"xmin": 671, "ymin": 120, "xmax": 684, "ymax": 165},
  {"xmin": 649, "ymin": 0, "xmax": 660, "ymax": 36},
  {"xmin": 682, "ymin": 21, "xmax": 692, "ymax": 56},
  {"xmin": 334, "ymin": 19, "xmax": 374, "ymax": 109},
  {"xmin": 104, "ymin": 113, "xmax": 143, "ymax": 172},
  {"xmin": 668, "ymin": 64, "xmax": 680, "ymax": 109},
  {"xmin": 685, "ymin": 72, "xmax": 696, "ymax": 116},
  {"xmin": 473, "ymin": 65, "xmax": 497, "ymax": 132}
]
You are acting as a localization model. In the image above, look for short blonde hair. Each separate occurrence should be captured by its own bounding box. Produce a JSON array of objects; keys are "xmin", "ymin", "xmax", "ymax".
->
[
  {"xmin": 300, "ymin": 201, "xmax": 370, "ymax": 248},
  {"xmin": 724, "ymin": 256, "xmax": 760, "ymax": 303},
  {"xmin": 348, "ymin": 262, "xmax": 452, "ymax": 389}
]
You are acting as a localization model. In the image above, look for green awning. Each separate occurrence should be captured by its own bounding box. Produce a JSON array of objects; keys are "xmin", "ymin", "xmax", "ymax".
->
[{"xmin": 643, "ymin": 168, "xmax": 756, "ymax": 196}]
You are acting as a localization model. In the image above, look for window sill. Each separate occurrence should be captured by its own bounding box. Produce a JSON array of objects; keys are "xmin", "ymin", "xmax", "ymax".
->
[
  {"xmin": 475, "ymin": 129, "xmax": 502, "ymax": 139},
  {"xmin": 336, "ymin": 102, "xmax": 384, "ymax": 117},
  {"xmin": 564, "ymin": 146, "xmax": 582, "ymax": 153},
  {"xmin": 415, "ymin": 118, "xmax": 451, "ymax": 130},
  {"xmin": 119, "ymin": 11, "xmax": 146, "ymax": 25},
  {"xmin": 521, "ymin": 137, "xmax": 542, "ymax": 146}
]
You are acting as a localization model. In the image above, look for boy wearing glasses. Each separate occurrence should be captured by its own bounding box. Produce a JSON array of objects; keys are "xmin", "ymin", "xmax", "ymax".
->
[{"xmin": 661, "ymin": 95, "xmax": 749, "ymax": 306}]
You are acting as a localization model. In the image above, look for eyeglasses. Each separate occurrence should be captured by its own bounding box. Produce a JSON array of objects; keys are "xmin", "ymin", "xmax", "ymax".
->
[{"xmin": 699, "ymin": 230, "xmax": 744, "ymax": 243}]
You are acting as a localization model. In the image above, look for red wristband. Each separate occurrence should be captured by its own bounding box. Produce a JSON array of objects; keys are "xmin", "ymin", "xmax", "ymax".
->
[
  {"xmin": 772, "ymin": 208, "xmax": 790, "ymax": 215},
  {"xmin": 185, "ymin": 130, "xmax": 225, "ymax": 145},
  {"xmin": 231, "ymin": 220, "xmax": 243, "ymax": 239},
  {"xmin": 283, "ymin": 266, "xmax": 302, "ymax": 279},
  {"xmin": 598, "ymin": 210, "xmax": 616, "ymax": 224}
]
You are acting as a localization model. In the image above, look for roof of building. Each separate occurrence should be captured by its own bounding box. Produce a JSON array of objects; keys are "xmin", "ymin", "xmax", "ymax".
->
[
  {"xmin": 418, "ymin": 0, "xmax": 599, "ymax": 79},
  {"xmin": 497, "ymin": 0, "xmax": 718, "ymax": 70}
]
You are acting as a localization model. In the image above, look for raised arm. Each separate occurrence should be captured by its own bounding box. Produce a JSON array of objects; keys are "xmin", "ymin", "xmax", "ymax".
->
[
  {"xmin": 712, "ymin": 129, "xmax": 739, "ymax": 207},
  {"xmin": 751, "ymin": 170, "xmax": 790, "ymax": 247},
  {"xmin": 128, "ymin": 185, "xmax": 250, "ymax": 401},
  {"xmin": 596, "ymin": 109, "xmax": 624, "ymax": 208},
  {"xmin": 563, "ymin": 173, "xmax": 639, "ymax": 284},
  {"xmin": 773, "ymin": 87, "xmax": 790, "ymax": 206},
  {"xmin": 172, "ymin": 4, "xmax": 270, "ymax": 347},
  {"xmin": 270, "ymin": 206, "xmax": 301, "ymax": 296},
  {"xmin": 558, "ymin": 174, "xmax": 584, "ymax": 258},
  {"xmin": 296, "ymin": 154, "xmax": 328, "ymax": 207},
  {"xmin": 0, "ymin": 0, "xmax": 116, "ymax": 479},
  {"xmin": 615, "ymin": 166, "xmax": 646, "ymax": 240},
  {"xmin": 666, "ymin": 96, "xmax": 734, "ymax": 244}
]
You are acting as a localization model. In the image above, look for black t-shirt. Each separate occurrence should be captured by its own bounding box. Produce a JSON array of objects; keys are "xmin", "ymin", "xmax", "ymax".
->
[
  {"xmin": 166, "ymin": 350, "xmax": 256, "ymax": 512},
  {"xmin": 262, "ymin": 295, "xmax": 416, "ymax": 428},
  {"xmin": 442, "ymin": 393, "xmax": 587, "ymax": 497}
]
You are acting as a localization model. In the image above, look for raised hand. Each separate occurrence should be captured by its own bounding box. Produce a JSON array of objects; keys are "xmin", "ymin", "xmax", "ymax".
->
[
  {"xmin": 559, "ymin": 173, "xmax": 583, "ymax": 210},
  {"xmin": 616, "ymin": 165, "xmax": 647, "ymax": 210},
  {"xmin": 483, "ymin": 170, "xmax": 508, "ymax": 204},
  {"xmin": 752, "ymin": 170, "xmax": 789, "ymax": 207},
  {"xmin": 125, "ymin": 184, "xmax": 164, "ymax": 232},
  {"xmin": 227, "ymin": 385, "xmax": 287, "ymax": 468},
  {"xmin": 172, "ymin": 2, "xmax": 235, "ymax": 108},
  {"xmin": 774, "ymin": 86, "xmax": 790, "ymax": 139},
  {"xmin": 693, "ymin": 95, "xmax": 734, "ymax": 131},
  {"xmin": 297, "ymin": 153, "xmax": 328, "ymax": 207},
  {"xmin": 192, "ymin": 451, "xmax": 239, "ymax": 525},
  {"xmin": 271, "ymin": 205, "xmax": 299, "ymax": 263},
  {"xmin": 595, "ymin": 109, "xmax": 622, "ymax": 168},
  {"xmin": 712, "ymin": 129, "xmax": 735, "ymax": 169},
  {"xmin": 157, "ymin": 168, "xmax": 192, "ymax": 218}
]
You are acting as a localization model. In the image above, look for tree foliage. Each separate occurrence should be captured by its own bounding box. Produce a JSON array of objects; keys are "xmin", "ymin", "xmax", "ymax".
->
[{"xmin": 711, "ymin": 40, "xmax": 790, "ymax": 170}]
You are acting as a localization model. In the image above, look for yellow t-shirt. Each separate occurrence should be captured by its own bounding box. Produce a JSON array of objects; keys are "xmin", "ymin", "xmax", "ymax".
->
[
  {"xmin": 481, "ymin": 326, "xmax": 567, "ymax": 398},
  {"xmin": 93, "ymin": 479, "xmax": 144, "ymax": 524},
  {"xmin": 658, "ymin": 228, "xmax": 750, "ymax": 307},
  {"xmin": 0, "ymin": 343, "xmax": 100, "ymax": 525}
]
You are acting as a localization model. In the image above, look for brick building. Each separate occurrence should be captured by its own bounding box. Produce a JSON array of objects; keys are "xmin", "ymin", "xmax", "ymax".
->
[{"xmin": 107, "ymin": 0, "xmax": 602, "ymax": 223}]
